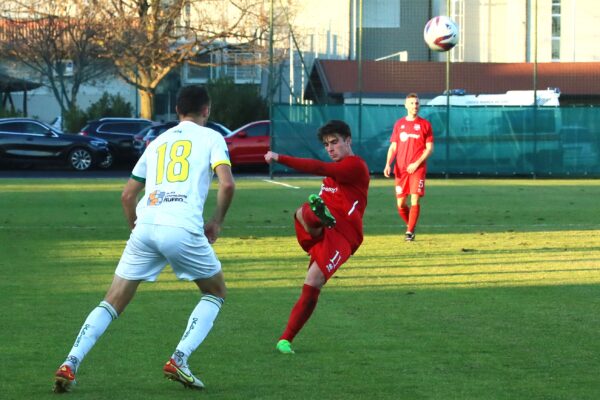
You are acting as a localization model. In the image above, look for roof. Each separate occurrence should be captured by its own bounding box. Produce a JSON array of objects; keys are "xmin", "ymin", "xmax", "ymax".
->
[
  {"xmin": 305, "ymin": 60, "xmax": 600, "ymax": 103},
  {"xmin": 0, "ymin": 73, "xmax": 42, "ymax": 92}
]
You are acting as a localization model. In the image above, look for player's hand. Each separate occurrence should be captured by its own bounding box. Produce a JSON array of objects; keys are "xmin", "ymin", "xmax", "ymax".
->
[
  {"xmin": 204, "ymin": 220, "xmax": 221, "ymax": 244},
  {"xmin": 264, "ymin": 151, "xmax": 279, "ymax": 164},
  {"xmin": 407, "ymin": 162, "xmax": 418, "ymax": 174},
  {"xmin": 383, "ymin": 165, "xmax": 391, "ymax": 178}
]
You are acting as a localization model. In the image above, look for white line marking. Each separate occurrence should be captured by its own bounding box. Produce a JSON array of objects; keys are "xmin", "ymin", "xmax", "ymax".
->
[
  {"xmin": 0, "ymin": 223, "xmax": 598, "ymax": 230},
  {"xmin": 263, "ymin": 179, "xmax": 300, "ymax": 189}
]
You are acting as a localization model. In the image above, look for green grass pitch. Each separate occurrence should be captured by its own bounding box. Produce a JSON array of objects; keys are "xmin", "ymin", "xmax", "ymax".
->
[{"xmin": 0, "ymin": 177, "xmax": 599, "ymax": 399}]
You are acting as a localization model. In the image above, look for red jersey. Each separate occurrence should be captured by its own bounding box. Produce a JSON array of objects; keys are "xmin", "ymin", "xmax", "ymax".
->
[
  {"xmin": 277, "ymin": 154, "xmax": 370, "ymax": 251},
  {"xmin": 390, "ymin": 116, "xmax": 434, "ymax": 175}
]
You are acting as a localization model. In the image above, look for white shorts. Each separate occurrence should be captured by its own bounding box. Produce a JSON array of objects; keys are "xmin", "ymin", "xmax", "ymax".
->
[{"xmin": 115, "ymin": 223, "xmax": 221, "ymax": 282}]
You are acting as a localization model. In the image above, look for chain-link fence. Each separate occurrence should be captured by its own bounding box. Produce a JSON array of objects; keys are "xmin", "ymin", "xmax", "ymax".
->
[{"xmin": 268, "ymin": 0, "xmax": 600, "ymax": 177}]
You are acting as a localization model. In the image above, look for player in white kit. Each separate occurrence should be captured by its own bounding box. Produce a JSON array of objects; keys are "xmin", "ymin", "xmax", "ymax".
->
[{"xmin": 53, "ymin": 85, "xmax": 235, "ymax": 392}]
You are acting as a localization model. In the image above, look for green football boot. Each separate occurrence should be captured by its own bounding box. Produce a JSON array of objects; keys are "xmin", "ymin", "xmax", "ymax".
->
[
  {"xmin": 276, "ymin": 339, "xmax": 295, "ymax": 354},
  {"xmin": 308, "ymin": 194, "xmax": 336, "ymax": 228}
]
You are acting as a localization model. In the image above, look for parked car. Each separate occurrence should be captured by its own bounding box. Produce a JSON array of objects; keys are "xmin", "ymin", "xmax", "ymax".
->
[
  {"xmin": 139, "ymin": 121, "xmax": 233, "ymax": 155},
  {"xmin": 206, "ymin": 121, "xmax": 233, "ymax": 138},
  {"xmin": 0, "ymin": 118, "xmax": 109, "ymax": 171},
  {"xmin": 78, "ymin": 117, "xmax": 153, "ymax": 167},
  {"xmin": 138, "ymin": 121, "xmax": 179, "ymax": 155},
  {"xmin": 225, "ymin": 120, "xmax": 270, "ymax": 165}
]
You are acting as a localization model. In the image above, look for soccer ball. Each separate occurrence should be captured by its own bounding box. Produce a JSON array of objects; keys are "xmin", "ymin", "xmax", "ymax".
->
[{"xmin": 423, "ymin": 16, "xmax": 459, "ymax": 52}]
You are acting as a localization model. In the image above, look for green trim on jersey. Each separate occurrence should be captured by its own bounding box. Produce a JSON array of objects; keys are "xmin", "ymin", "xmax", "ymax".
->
[
  {"xmin": 212, "ymin": 159, "xmax": 232, "ymax": 170},
  {"xmin": 130, "ymin": 174, "xmax": 146, "ymax": 183}
]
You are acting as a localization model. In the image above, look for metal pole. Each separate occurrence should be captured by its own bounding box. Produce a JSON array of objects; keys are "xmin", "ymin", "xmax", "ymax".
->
[
  {"xmin": 532, "ymin": 0, "xmax": 538, "ymax": 178},
  {"xmin": 268, "ymin": 0, "xmax": 275, "ymax": 179},
  {"xmin": 135, "ymin": 66, "xmax": 139, "ymax": 118},
  {"xmin": 357, "ymin": 0, "xmax": 363, "ymax": 144},
  {"xmin": 445, "ymin": 0, "xmax": 451, "ymax": 179}
]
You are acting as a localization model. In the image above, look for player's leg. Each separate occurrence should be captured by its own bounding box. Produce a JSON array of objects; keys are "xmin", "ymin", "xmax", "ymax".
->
[
  {"xmin": 53, "ymin": 277, "xmax": 140, "ymax": 393},
  {"xmin": 295, "ymin": 203, "xmax": 325, "ymax": 238},
  {"xmin": 396, "ymin": 196, "xmax": 409, "ymax": 224},
  {"xmin": 163, "ymin": 272, "xmax": 225, "ymax": 390},
  {"xmin": 395, "ymin": 175, "xmax": 410, "ymax": 225},
  {"xmin": 54, "ymin": 223, "xmax": 163, "ymax": 393},
  {"xmin": 406, "ymin": 171, "xmax": 426, "ymax": 241},
  {"xmin": 161, "ymin": 227, "xmax": 225, "ymax": 389},
  {"xmin": 277, "ymin": 232, "xmax": 351, "ymax": 354},
  {"xmin": 277, "ymin": 262, "xmax": 325, "ymax": 354},
  {"xmin": 308, "ymin": 194, "xmax": 336, "ymax": 227}
]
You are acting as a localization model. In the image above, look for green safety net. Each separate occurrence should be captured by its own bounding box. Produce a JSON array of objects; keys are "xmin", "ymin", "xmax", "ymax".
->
[{"xmin": 271, "ymin": 105, "xmax": 600, "ymax": 177}]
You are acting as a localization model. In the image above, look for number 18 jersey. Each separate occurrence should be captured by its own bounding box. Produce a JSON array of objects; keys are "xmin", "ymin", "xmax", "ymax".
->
[{"xmin": 131, "ymin": 121, "xmax": 231, "ymax": 234}]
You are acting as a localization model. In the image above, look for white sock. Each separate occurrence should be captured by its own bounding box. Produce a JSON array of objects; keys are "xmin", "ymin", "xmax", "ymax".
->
[
  {"xmin": 64, "ymin": 301, "xmax": 118, "ymax": 371},
  {"xmin": 172, "ymin": 295, "xmax": 223, "ymax": 366}
]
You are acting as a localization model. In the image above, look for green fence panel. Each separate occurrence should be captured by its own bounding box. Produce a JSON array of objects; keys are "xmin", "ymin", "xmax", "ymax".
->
[{"xmin": 272, "ymin": 104, "xmax": 600, "ymax": 177}]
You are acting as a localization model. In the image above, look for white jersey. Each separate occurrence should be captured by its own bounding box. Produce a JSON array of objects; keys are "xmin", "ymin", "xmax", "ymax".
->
[{"xmin": 131, "ymin": 120, "xmax": 231, "ymax": 234}]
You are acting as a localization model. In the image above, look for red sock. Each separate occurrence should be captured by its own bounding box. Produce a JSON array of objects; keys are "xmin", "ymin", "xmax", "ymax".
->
[
  {"xmin": 397, "ymin": 206, "xmax": 410, "ymax": 224},
  {"xmin": 407, "ymin": 204, "xmax": 420, "ymax": 233},
  {"xmin": 301, "ymin": 203, "xmax": 322, "ymax": 229},
  {"xmin": 280, "ymin": 284, "xmax": 321, "ymax": 342}
]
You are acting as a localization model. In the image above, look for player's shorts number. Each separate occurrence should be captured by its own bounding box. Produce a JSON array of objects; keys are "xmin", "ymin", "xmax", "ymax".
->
[{"xmin": 155, "ymin": 140, "xmax": 192, "ymax": 184}]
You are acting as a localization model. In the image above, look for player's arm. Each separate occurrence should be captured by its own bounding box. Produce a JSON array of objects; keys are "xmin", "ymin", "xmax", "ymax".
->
[
  {"xmin": 383, "ymin": 142, "xmax": 397, "ymax": 178},
  {"xmin": 266, "ymin": 151, "xmax": 358, "ymax": 183},
  {"xmin": 121, "ymin": 178, "xmax": 145, "ymax": 230},
  {"xmin": 407, "ymin": 142, "xmax": 434, "ymax": 174},
  {"xmin": 204, "ymin": 163, "xmax": 235, "ymax": 244}
]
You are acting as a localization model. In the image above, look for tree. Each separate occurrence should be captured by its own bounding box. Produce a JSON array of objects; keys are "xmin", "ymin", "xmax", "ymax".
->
[
  {"xmin": 0, "ymin": 0, "xmax": 296, "ymax": 119},
  {"xmin": 94, "ymin": 0, "xmax": 294, "ymax": 119},
  {"xmin": 0, "ymin": 1, "xmax": 111, "ymax": 115}
]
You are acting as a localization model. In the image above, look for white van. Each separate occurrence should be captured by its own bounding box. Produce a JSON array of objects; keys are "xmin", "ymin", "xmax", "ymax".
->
[{"xmin": 423, "ymin": 89, "xmax": 564, "ymax": 173}]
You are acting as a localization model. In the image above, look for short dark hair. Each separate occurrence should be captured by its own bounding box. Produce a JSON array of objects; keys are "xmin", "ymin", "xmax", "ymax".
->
[
  {"xmin": 176, "ymin": 85, "xmax": 211, "ymax": 116},
  {"xmin": 317, "ymin": 120, "xmax": 351, "ymax": 141}
]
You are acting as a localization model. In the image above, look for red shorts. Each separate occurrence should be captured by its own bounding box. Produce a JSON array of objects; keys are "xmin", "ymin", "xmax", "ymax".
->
[
  {"xmin": 294, "ymin": 209, "xmax": 352, "ymax": 281},
  {"xmin": 394, "ymin": 167, "xmax": 426, "ymax": 198}
]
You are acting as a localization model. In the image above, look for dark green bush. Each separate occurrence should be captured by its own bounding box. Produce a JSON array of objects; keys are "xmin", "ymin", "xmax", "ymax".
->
[{"xmin": 62, "ymin": 92, "xmax": 134, "ymax": 132}]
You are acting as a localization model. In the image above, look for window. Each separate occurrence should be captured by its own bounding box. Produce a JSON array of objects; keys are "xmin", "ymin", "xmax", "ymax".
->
[
  {"xmin": 0, "ymin": 121, "xmax": 49, "ymax": 135},
  {"xmin": 223, "ymin": 52, "xmax": 261, "ymax": 84},
  {"xmin": 244, "ymin": 123, "xmax": 269, "ymax": 137},
  {"xmin": 551, "ymin": 0, "xmax": 561, "ymax": 61},
  {"xmin": 100, "ymin": 122, "xmax": 146, "ymax": 134},
  {"xmin": 363, "ymin": 0, "xmax": 400, "ymax": 28}
]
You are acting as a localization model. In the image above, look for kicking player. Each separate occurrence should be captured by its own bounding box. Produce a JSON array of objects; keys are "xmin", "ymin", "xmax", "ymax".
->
[
  {"xmin": 264, "ymin": 120, "xmax": 370, "ymax": 354},
  {"xmin": 383, "ymin": 93, "xmax": 434, "ymax": 241},
  {"xmin": 53, "ymin": 85, "xmax": 235, "ymax": 392}
]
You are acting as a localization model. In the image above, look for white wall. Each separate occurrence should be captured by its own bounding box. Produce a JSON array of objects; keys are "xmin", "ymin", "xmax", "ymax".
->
[{"xmin": 10, "ymin": 77, "xmax": 138, "ymax": 126}]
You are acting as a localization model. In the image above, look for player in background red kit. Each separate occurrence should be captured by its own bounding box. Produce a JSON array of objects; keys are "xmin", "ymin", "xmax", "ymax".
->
[
  {"xmin": 264, "ymin": 120, "xmax": 370, "ymax": 354},
  {"xmin": 383, "ymin": 93, "xmax": 434, "ymax": 242}
]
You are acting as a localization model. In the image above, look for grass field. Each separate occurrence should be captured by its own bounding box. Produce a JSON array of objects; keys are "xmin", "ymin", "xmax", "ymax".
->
[{"xmin": 1, "ymin": 177, "xmax": 599, "ymax": 399}]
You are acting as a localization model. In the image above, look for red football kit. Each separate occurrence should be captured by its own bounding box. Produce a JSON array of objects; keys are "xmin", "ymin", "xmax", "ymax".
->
[
  {"xmin": 277, "ymin": 154, "xmax": 370, "ymax": 280},
  {"xmin": 390, "ymin": 116, "xmax": 434, "ymax": 197}
]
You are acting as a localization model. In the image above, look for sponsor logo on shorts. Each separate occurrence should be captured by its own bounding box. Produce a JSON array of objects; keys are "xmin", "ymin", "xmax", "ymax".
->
[
  {"xmin": 326, "ymin": 250, "xmax": 342, "ymax": 272},
  {"xmin": 148, "ymin": 190, "xmax": 187, "ymax": 206}
]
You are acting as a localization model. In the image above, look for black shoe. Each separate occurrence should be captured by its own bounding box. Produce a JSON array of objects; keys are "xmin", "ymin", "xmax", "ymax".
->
[{"xmin": 405, "ymin": 232, "xmax": 415, "ymax": 242}]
